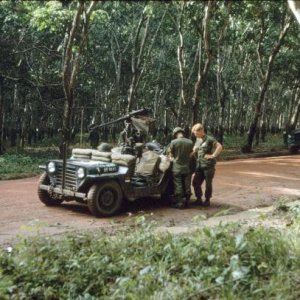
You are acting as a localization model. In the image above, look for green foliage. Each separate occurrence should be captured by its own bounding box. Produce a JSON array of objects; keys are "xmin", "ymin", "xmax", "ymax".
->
[
  {"xmin": 29, "ymin": 1, "xmax": 72, "ymax": 33},
  {"xmin": 275, "ymin": 198, "xmax": 300, "ymax": 221},
  {"xmin": 1, "ymin": 0, "xmax": 299, "ymax": 155},
  {"xmin": 0, "ymin": 149, "xmax": 58, "ymax": 180},
  {"xmin": 0, "ymin": 223, "xmax": 299, "ymax": 299}
]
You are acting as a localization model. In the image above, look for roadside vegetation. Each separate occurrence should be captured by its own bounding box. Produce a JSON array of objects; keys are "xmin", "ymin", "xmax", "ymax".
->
[
  {"xmin": 0, "ymin": 133, "xmax": 286, "ymax": 180},
  {"xmin": 0, "ymin": 209, "xmax": 299, "ymax": 299},
  {"xmin": 0, "ymin": 148, "xmax": 59, "ymax": 180}
]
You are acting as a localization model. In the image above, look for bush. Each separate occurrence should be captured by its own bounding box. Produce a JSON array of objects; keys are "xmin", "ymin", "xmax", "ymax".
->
[
  {"xmin": 0, "ymin": 222, "xmax": 299, "ymax": 299},
  {"xmin": 0, "ymin": 149, "xmax": 58, "ymax": 180}
]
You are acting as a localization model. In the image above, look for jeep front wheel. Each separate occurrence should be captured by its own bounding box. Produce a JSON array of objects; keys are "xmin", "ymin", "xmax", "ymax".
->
[
  {"xmin": 38, "ymin": 172, "xmax": 63, "ymax": 206},
  {"xmin": 87, "ymin": 181, "xmax": 123, "ymax": 217}
]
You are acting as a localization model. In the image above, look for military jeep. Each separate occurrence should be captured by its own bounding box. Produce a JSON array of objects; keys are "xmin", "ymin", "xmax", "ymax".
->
[
  {"xmin": 37, "ymin": 109, "xmax": 172, "ymax": 217},
  {"xmin": 286, "ymin": 129, "xmax": 300, "ymax": 154}
]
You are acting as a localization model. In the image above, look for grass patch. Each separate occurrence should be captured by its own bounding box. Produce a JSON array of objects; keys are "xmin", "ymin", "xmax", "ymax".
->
[
  {"xmin": 0, "ymin": 148, "xmax": 59, "ymax": 180},
  {"xmin": 221, "ymin": 134, "xmax": 286, "ymax": 158},
  {"xmin": 0, "ymin": 220, "xmax": 299, "ymax": 299}
]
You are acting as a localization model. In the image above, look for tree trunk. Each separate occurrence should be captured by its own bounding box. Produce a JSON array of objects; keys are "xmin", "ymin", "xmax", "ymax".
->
[
  {"xmin": 191, "ymin": 1, "xmax": 213, "ymax": 125},
  {"xmin": 289, "ymin": 89, "xmax": 300, "ymax": 130},
  {"xmin": 175, "ymin": 2, "xmax": 188, "ymax": 124},
  {"xmin": 127, "ymin": 8, "xmax": 166, "ymax": 112},
  {"xmin": 217, "ymin": 90, "xmax": 227, "ymax": 144},
  {"xmin": 60, "ymin": 1, "xmax": 96, "ymax": 159},
  {"xmin": 243, "ymin": 18, "xmax": 290, "ymax": 153},
  {"xmin": 288, "ymin": 0, "xmax": 300, "ymax": 24},
  {"xmin": 216, "ymin": 2, "xmax": 231, "ymax": 143},
  {"xmin": 0, "ymin": 76, "xmax": 3, "ymax": 154},
  {"xmin": 127, "ymin": 11, "xmax": 149, "ymax": 112}
]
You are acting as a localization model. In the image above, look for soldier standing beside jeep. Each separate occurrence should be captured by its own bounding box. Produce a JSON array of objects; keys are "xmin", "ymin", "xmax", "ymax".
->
[
  {"xmin": 169, "ymin": 127, "xmax": 193, "ymax": 209},
  {"xmin": 191, "ymin": 123, "xmax": 223, "ymax": 207}
]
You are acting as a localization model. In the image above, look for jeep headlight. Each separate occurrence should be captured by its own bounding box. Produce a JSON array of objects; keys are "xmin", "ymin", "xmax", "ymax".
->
[
  {"xmin": 77, "ymin": 167, "xmax": 85, "ymax": 179},
  {"xmin": 48, "ymin": 162, "xmax": 56, "ymax": 173}
]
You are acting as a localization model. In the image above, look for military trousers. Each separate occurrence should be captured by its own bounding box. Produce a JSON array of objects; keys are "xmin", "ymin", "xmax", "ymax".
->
[
  {"xmin": 192, "ymin": 167, "xmax": 215, "ymax": 200},
  {"xmin": 173, "ymin": 173, "xmax": 191, "ymax": 204}
]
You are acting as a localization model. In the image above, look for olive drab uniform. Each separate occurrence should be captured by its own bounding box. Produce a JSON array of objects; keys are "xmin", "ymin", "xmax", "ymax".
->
[
  {"xmin": 192, "ymin": 135, "xmax": 217, "ymax": 201},
  {"xmin": 169, "ymin": 137, "xmax": 193, "ymax": 207}
]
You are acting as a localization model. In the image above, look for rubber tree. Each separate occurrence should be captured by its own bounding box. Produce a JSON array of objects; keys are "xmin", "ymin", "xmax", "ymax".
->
[
  {"xmin": 242, "ymin": 10, "xmax": 291, "ymax": 153},
  {"xmin": 127, "ymin": 4, "xmax": 166, "ymax": 112},
  {"xmin": 191, "ymin": 0, "xmax": 214, "ymax": 125},
  {"xmin": 286, "ymin": 76, "xmax": 300, "ymax": 130},
  {"xmin": 61, "ymin": 0, "xmax": 96, "ymax": 154},
  {"xmin": 61, "ymin": 1, "xmax": 96, "ymax": 187},
  {"xmin": 287, "ymin": 1, "xmax": 300, "ymax": 130},
  {"xmin": 288, "ymin": 0, "xmax": 300, "ymax": 24},
  {"xmin": 0, "ymin": 76, "xmax": 3, "ymax": 154}
]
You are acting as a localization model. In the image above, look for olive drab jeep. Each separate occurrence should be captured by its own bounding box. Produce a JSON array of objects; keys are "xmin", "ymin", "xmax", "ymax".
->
[{"xmin": 37, "ymin": 109, "xmax": 172, "ymax": 217}]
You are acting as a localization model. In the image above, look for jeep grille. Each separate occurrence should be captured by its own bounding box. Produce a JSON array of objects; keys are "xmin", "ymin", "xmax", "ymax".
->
[{"xmin": 55, "ymin": 164, "xmax": 77, "ymax": 190}]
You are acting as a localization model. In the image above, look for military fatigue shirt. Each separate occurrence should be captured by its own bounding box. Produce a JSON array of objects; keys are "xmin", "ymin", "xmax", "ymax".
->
[
  {"xmin": 194, "ymin": 135, "xmax": 217, "ymax": 169},
  {"xmin": 169, "ymin": 137, "xmax": 193, "ymax": 174}
]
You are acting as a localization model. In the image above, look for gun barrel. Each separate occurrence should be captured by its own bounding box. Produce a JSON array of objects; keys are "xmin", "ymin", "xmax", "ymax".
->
[{"xmin": 89, "ymin": 108, "xmax": 150, "ymax": 131}]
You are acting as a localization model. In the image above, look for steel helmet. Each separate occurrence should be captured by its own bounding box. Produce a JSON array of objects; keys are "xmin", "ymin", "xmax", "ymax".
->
[
  {"xmin": 172, "ymin": 127, "xmax": 185, "ymax": 138},
  {"xmin": 97, "ymin": 142, "xmax": 112, "ymax": 152}
]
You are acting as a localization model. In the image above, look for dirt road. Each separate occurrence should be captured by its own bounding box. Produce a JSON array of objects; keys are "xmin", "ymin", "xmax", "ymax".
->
[{"xmin": 0, "ymin": 155, "xmax": 299, "ymax": 245}]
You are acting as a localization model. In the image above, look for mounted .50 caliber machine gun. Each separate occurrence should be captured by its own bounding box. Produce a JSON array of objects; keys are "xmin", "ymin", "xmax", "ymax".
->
[{"xmin": 89, "ymin": 108, "xmax": 154, "ymax": 157}]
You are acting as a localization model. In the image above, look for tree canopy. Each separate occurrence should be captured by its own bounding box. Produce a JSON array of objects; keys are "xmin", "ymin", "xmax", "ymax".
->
[{"xmin": 0, "ymin": 0, "xmax": 299, "ymax": 153}]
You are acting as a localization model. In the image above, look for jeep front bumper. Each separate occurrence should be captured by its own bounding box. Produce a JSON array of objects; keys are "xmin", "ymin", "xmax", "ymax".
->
[{"xmin": 39, "ymin": 184, "xmax": 86, "ymax": 199}]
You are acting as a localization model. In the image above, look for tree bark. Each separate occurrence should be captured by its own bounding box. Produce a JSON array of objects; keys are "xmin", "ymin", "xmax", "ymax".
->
[
  {"xmin": 288, "ymin": 0, "xmax": 300, "ymax": 24},
  {"xmin": 216, "ymin": 2, "xmax": 231, "ymax": 143},
  {"xmin": 286, "ymin": 79, "xmax": 300, "ymax": 131},
  {"xmin": 243, "ymin": 18, "xmax": 290, "ymax": 152},
  {"xmin": 191, "ymin": 1, "xmax": 213, "ymax": 125},
  {"xmin": 289, "ymin": 88, "xmax": 300, "ymax": 130},
  {"xmin": 127, "ymin": 9, "xmax": 149, "ymax": 112},
  {"xmin": 60, "ymin": 1, "xmax": 96, "ymax": 159},
  {"xmin": 0, "ymin": 76, "xmax": 4, "ymax": 154},
  {"xmin": 175, "ymin": 3, "xmax": 188, "ymax": 124}
]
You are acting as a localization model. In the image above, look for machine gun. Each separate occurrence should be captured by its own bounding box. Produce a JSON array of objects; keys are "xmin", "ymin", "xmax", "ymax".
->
[
  {"xmin": 89, "ymin": 108, "xmax": 153, "ymax": 156},
  {"xmin": 89, "ymin": 108, "xmax": 151, "ymax": 131}
]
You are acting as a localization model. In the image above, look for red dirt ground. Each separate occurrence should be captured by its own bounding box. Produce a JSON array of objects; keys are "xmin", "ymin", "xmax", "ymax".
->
[{"xmin": 0, "ymin": 155, "xmax": 299, "ymax": 245}]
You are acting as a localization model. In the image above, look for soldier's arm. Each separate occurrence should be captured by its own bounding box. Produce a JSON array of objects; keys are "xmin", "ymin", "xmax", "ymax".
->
[
  {"xmin": 212, "ymin": 141, "xmax": 223, "ymax": 158},
  {"xmin": 204, "ymin": 141, "xmax": 223, "ymax": 160},
  {"xmin": 168, "ymin": 142, "xmax": 175, "ymax": 159}
]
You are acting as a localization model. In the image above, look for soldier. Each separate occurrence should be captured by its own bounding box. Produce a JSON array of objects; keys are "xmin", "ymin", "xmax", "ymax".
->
[
  {"xmin": 169, "ymin": 127, "xmax": 194, "ymax": 209},
  {"xmin": 88, "ymin": 128, "xmax": 100, "ymax": 149},
  {"xmin": 191, "ymin": 123, "xmax": 223, "ymax": 207}
]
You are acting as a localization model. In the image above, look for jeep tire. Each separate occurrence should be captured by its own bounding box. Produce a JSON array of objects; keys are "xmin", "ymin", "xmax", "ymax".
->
[
  {"xmin": 87, "ymin": 181, "xmax": 123, "ymax": 217},
  {"xmin": 38, "ymin": 172, "xmax": 63, "ymax": 206}
]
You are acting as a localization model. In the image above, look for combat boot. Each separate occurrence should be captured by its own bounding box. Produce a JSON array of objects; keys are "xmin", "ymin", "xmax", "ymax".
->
[
  {"xmin": 193, "ymin": 198, "xmax": 203, "ymax": 206},
  {"xmin": 183, "ymin": 197, "xmax": 189, "ymax": 208},
  {"xmin": 203, "ymin": 199, "xmax": 210, "ymax": 207}
]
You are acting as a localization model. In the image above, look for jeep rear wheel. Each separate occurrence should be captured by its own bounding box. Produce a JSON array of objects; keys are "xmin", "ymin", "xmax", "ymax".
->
[
  {"xmin": 87, "ymin": 181, "xmax": 123, "ymax": 217},
  {"xmin": 38, "ymin": 172, "xmax": 63, "ymax": 206}
]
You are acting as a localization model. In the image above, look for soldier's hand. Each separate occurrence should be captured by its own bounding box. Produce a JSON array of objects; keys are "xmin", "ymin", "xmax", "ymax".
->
[
  {"xmin": 190, "ymin": 151, "xmax": 197, "ymax": 158},
  {"xmin": 204, "ymin": 154, "xmax": 215, "ymax": 160}
]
